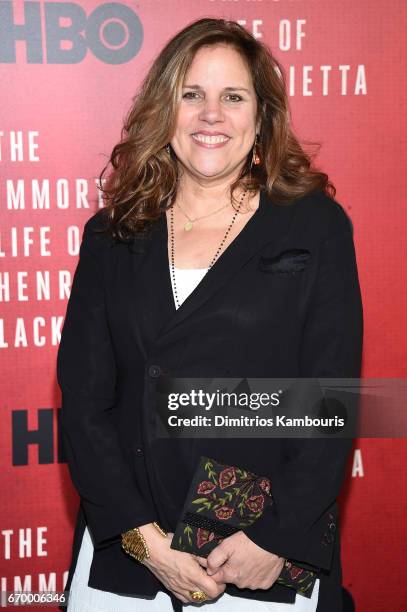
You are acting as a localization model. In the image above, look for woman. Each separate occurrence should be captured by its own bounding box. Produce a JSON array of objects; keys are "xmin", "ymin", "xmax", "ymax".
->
[{"xmin": 58, "ymin": 18, "xmax": 363, "ymax": 612}]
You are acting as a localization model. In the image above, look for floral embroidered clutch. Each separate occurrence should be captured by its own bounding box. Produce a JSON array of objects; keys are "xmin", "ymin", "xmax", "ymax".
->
[{"xmin": 170, "ymin": 456, "xmax": 318, "ymax": 598}]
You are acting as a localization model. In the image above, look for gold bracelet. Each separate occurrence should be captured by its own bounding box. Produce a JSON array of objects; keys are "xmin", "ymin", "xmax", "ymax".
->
[
  {"xmin": 152, "ymin": 522, "xmax": 167, "ymax": 537},
  {"xmin": 121, "ymin": 527, "xmax": 149, "ymax": 563},
  {"xmin": 121, "ymin": 522, "xmax": 167, "ymax": 563}
]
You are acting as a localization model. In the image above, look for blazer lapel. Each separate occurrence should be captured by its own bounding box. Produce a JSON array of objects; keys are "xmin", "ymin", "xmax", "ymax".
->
[{"xmin": 130, "ymin": 188, "xmax": 291, "ymax": 351}]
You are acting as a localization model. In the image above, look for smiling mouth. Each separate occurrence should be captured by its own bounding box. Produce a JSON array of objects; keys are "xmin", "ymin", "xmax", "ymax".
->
[{"xmin": 191, "ymin": 133, "xmax": 231, "ymax": 146}]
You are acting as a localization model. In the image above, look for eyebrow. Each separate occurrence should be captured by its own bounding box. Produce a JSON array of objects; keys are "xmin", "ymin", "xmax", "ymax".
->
[{"xmin": 183, "ymin": 84, "xmax": 251, "ymax": 93}]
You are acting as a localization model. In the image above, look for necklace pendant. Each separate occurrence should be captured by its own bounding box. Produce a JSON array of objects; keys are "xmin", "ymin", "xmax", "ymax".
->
[{"xmin": 184, "ymin": 220, "xmax": 193, "ymax": 231}]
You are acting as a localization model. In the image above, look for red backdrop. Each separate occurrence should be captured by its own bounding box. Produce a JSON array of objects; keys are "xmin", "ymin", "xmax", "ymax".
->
[{"xmin": 1, "ymin": 1, "xmax": 406, "ymax": 610}]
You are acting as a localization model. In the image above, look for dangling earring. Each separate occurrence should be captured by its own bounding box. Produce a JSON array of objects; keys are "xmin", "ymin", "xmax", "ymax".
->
[
  {"xmin": 165, "ymin": 144, "xmax": 171, "ymax": 155},
  {"xmin": 251, "ymin": 134, "xmax": 261, "ymax": 166}
]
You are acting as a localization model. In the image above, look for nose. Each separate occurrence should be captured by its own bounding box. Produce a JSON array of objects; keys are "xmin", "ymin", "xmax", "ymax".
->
[{"xmin": 198, "ymin": 97, "xmax": 225, "ymax": 124}]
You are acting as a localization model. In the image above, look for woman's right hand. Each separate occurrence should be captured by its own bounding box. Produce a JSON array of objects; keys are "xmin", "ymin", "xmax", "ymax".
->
[{"xmin": 138, "ymin": 523, "xmax": 226, "ymax": 604}]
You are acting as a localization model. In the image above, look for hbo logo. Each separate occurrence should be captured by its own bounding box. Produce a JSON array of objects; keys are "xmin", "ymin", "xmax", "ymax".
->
[{"xmin": 0, "ymin": 1, "xmax": 143, "ymax": 64}]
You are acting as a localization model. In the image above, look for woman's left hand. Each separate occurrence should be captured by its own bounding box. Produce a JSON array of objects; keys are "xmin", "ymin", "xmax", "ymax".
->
[{"xmin": 194, "ymin": 531, "xmax": 285, "ymax": 590}]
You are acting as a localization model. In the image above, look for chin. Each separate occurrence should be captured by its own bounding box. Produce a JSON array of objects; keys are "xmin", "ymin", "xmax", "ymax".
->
[{"xmin": 190, "ymin": 161, "xmax": 230, "ymax": 177}]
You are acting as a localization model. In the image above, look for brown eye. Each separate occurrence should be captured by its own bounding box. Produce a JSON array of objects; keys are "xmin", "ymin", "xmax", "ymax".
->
[
  {"xmin": 182, "ymin": 92, "xmax": 200, "ymax": 99},
  {"xmin": 226, "ymin": 94, "xmax": 243, "ymax": 102}
]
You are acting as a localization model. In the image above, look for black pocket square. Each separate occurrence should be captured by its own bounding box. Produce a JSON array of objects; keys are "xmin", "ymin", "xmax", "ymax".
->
[{"xmin": 259, "ymin": 249, "xmax": 311, "ymax": 274}]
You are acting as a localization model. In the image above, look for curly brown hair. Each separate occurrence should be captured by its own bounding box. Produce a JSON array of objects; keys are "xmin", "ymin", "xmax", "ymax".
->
[{"xmin": 98, "ymin": 17, "xmax": 335, "ymax": 240}]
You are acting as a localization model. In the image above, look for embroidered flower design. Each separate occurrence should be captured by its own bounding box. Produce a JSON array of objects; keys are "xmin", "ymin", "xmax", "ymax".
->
[
  {"xmin": 219, "ymin": 467, "xmax": 237, "ymax": 489},
  {"xmin": 289, "ymin": 566, "xmax": 304, "ymax": 580},
  {"xmin": 178, "ymin": 457, "xmax": 317, "ymax": 596},
  {"xmin": 215, "ymin": 506, "xmax": 234, "ymax": 520},
  {"xmin": 245, "ymin": 495, "xmax": 265, "ymax": 513},
  {"xmin": 197, "ymin": 481, "xmax": 216, "ymax": 495},
  {"xmin": 259, "ymin": 478, "xmax": 271, "ymax": 495},
  {"xmin": 196, "ymin": 528, "xmax": 215, "ymax": 549}
]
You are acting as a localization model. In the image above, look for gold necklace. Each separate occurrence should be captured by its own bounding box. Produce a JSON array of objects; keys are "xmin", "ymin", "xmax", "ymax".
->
[
  {"xmin": 176, "ymin": 199, "xmax": 231, "ymax": 232},
  {"xmin": 169, "ymin": 190, "xmax": 247, "ymax": 309}
]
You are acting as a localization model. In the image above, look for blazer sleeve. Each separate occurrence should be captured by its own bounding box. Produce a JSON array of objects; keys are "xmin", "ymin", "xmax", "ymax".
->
[
  {"xmin": 57, "ymin": 217, "xmax": 158, "ymax": 549},
  {"xmin": 242, "ymin": 204, "xmax": 363, "ymax": 571}
]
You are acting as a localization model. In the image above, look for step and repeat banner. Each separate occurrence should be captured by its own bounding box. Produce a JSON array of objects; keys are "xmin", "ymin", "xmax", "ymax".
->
[{"xmin": 1, "ymin": 1, "xmax": 406, "ymax": 610}]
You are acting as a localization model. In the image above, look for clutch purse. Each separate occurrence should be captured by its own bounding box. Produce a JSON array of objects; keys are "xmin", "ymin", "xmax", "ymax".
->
[{"xmin": 170, "ymin": 456, "xmax": 319, "ymax": 598}]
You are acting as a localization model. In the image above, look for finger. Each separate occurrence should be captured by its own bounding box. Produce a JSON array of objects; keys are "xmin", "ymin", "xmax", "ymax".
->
[
  {"xmin": 203, "ymin": 571, "xmax": 227, "ymax": 593},
  {"xmin": 183, "ymin": 584, "xmax": 217, "ymax": 605},
  {"xmin": 193, "ymin": 555, "xmax": 208, "ymax": 568},
  {"xmin": 209, "ymin": 568, "xmax": 227, "ymax": 584},
  {"xmin": 191, "ymin": 584, "xmax": 224, "ymax": 601},
  {"xmin": 206, "ymin": 546, "xmax": 229, "ymax": 575},
  {"xmin": 194, "ymin": 570, "xmax": 227, "ymax": 598},
  {"xmin": 173, "ymin": 590, "xmax": 189, "ymax": 604}
]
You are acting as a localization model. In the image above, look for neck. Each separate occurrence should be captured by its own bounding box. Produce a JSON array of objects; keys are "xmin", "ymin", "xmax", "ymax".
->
[{"xmin": 175, "ymin": 174, "xmax": 248, "ymax": 217}]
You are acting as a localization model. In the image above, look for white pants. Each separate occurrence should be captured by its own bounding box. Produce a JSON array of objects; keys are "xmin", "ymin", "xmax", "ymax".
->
[{"xmin": 67, "ymin": 526, "xmax": 320, "ymax": 612}]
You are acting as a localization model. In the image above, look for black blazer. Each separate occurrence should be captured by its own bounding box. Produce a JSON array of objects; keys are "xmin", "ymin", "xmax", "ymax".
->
[{"xmin": 57, "ymin": 187, "xmax": 363, "ymax": 612}]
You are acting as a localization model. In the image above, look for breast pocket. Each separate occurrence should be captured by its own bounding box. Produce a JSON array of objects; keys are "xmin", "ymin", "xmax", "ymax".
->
[
  {"xmin": 258, "ymin": 248, "xmax": 311, "ymax": 275},
  {"xmin": 256, "ymin": 247, "xmax": 314, "ymax": 312},
  {"xmin": 232, "ymin": 247, "xmax": 314, "ymax": 338}
]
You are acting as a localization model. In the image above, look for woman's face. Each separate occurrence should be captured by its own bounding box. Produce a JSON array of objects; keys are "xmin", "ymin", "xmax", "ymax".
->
[{"xmin": 170, "ymin": 44, "xmax": 260, "ymax": 184}]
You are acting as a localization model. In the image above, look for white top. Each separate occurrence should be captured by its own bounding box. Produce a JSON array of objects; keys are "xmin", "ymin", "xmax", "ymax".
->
[{"xmin": 169, "ymin": 265, "xmax": 208, "ymax": 309}]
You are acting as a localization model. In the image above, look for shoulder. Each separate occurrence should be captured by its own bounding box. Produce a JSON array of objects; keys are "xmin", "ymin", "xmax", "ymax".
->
[
  {"xmin": 285, "ymin": 189, "xmax": 355, "ymax": 242},
  {"xmin": 82, "ymin": 208, "xmax": 116, "ymax": 253}
]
